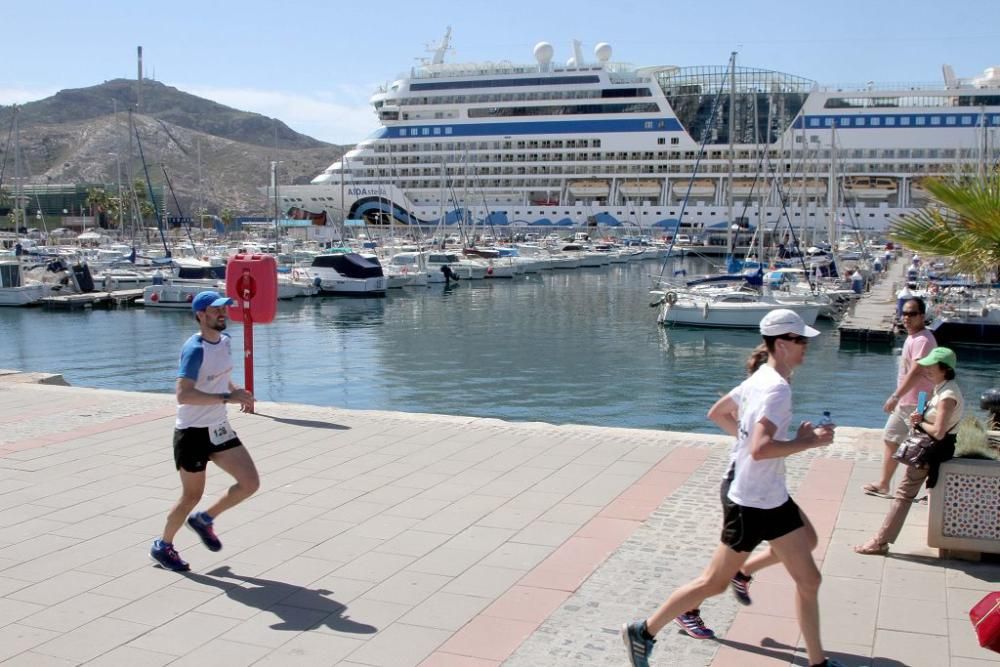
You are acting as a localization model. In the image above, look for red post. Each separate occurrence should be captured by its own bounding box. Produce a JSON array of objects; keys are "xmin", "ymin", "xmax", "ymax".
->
[{"xmin": 239, "ymin": 270, "xmax": 255, "ymax": 414}]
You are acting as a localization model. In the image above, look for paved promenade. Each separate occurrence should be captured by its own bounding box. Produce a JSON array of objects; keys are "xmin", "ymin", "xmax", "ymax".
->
[{"xmin": 0, "ymin": 374, "xmax": 997, "ymax": 666}]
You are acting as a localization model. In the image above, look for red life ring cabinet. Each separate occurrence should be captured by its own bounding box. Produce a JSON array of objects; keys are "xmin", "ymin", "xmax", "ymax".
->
[{"xmin": 225, "ymin": 253, "xmax": 278, "ymax": 324}]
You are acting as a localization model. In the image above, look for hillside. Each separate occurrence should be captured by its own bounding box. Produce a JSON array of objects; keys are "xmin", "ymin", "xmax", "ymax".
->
[{"xmin": 0, "ymin": 79, "xmax": 349, "ymax": 215}]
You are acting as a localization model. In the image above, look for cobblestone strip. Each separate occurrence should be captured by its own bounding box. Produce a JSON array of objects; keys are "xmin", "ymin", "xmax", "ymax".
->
[
  {"xmin": 503, "ymin": 445, "xmax": 873, "ymax": 667},
  {"xmin": 421, "ymin": 446, "xmax": 712, "ymax": 665}
]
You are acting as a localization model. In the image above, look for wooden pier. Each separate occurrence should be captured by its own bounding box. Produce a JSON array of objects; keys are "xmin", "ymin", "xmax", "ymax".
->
[
  {"xmin": 838, "ymin": 257, "xmax": 907, "ymax": 345},
  {"xmin": 41, "ymin": 289, "xmax": 145, "ymax": 310}
]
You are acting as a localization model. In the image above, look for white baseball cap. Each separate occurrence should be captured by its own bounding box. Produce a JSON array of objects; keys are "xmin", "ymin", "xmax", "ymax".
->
[{"xmin": 759, "ymin": 309, "xmax": 820, "ymax": 337}]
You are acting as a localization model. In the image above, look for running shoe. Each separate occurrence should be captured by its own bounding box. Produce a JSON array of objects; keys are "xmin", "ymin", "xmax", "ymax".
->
[
  {"xmin": 186, "ymin": 511, "xmax": 222, "ymax": 552},
  {"xmin": 621, "ymin": 620, "xmax": 655, "ymax": 667},
  {"xmin": 675, "ymin": 609, "xmax": 715, "ymax": 639},
  {"xmin": 149, "ymin": 539, "xmax": 190, "ymax": 571},
  {"xmin": 730, "ymin": 571, "xmax": 753, "ymax": 605}
]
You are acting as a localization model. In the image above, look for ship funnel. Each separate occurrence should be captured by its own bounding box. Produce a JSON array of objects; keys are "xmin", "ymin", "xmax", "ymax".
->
[{"xmin": 942, "ymin": 64, "xmax": 958, "ymax": 89}]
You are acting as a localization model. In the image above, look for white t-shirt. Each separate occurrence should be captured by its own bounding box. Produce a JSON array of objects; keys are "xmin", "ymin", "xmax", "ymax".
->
[
  {"xmin": 726, "ymin": 365, "xmax": 794, "ymax": 509},
  {"xmin": 925, "ymin": 379, "xmax": 965, "ymax": 435},
  {"xmin": 175, "ymin": 333, "xmax": 233, "ymax": 429}
]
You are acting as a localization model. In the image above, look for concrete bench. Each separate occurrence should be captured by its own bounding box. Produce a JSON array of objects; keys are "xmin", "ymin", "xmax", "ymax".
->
[{"xmin": 929, "ymin": 457, "xmax": 1000, "ymax": 560}]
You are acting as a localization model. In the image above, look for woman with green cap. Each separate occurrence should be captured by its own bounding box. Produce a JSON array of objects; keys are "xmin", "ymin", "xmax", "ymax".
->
[{"xmin": 855, "ymin": 347, "xmax": 964, "ymax": 555}]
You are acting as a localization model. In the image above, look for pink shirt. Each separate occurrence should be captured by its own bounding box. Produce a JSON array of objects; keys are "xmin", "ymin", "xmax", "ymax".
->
[{"xmin": 897, "ymin": 329, "xmax": 936, "ymax": 405}]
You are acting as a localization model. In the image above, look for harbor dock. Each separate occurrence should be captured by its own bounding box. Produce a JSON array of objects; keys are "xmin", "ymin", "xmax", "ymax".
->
[
  {"xmin": 40, "ymin": 289, "xmax": 144, "ymax": 310},
  {"xmin": 838, "ymin": 257, "xmax": 908, "ymax": 345},
  {"xmin": 0, "ymin": 372, "xmax": 995, "ymax": 666}
]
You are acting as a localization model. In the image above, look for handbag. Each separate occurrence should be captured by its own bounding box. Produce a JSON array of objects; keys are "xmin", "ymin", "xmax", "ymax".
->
[
  {"xmin": 892, "ymin": 428, "xmax": 936, "ymax": 468},
  {"xmin": 969, "ymin": 591, "xmax": 1000, "ymax": 653}
]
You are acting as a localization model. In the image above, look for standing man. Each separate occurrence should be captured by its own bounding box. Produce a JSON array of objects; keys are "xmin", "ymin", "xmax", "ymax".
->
[
  {"xmin": 150, "ymin": 291, "xmax": 259, "ymax": 572},
  {"xmin": 864, "ymin": 296, "xmax": 936, "ymax": 497}
]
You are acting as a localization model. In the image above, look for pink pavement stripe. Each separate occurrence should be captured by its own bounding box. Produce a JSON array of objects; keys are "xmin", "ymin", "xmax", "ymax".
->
[
  {"xmin": 709, "ymin": 456, "xmax": 854, "ymax": 667},
  {"xmin": 1, "ymin": 397, "xmax": 103, "ymax": 425},
  {"xmin": 426, "ymin": 446, "xmax": 711, "ymax": 664},
  {"xmin": 0, "ymin": 406, "xmax": 176, "ymax": 456},
  {"xmin": 419, "ymin": 652, "xmax": 501, "ymax": 667}
]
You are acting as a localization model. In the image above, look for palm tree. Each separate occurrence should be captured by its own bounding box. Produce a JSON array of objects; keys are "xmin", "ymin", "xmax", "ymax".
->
[
  {"xmin": 889, "ymin": 174, "xmax": 1000, "ymax": 281},
  {"xmin": 85, "ymin": 187, "xmax": 111, "ymax": 227}
]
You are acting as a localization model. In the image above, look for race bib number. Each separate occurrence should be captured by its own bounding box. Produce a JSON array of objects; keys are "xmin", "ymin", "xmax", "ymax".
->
[{"xmin": 209, "ymin": 420, "xmax": 236, "ymax": 446}]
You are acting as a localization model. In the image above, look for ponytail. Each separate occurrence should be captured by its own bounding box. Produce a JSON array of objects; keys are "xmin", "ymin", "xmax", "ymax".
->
[{"xmin": 746, "ymin": 343, "xmax": 769, "ymax": 375}]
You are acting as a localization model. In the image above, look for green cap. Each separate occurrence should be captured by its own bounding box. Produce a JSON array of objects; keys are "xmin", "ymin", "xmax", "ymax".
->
[{"xmin": 917, "ymin": 347, "xmax": 957, "ymax": 370}]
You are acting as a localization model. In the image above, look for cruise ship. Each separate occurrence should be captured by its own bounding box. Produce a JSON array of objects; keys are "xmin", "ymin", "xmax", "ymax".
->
[{"xmin": 274, "ymin": 28, "xmax": 1000, "ymax": 239}]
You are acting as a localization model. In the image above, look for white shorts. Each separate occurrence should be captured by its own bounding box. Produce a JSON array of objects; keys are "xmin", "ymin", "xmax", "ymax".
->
[{"xmin": 883, "ymin": 404, "xmax": 917, "ymax": 445}]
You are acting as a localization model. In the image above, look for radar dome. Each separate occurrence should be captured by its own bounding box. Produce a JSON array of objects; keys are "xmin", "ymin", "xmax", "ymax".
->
[
  {"xmin": 533, "ymin": 42, "xmax": 553, "ymax": 65},
  {"xmin": 594, "ymin": 43, "xmax": 612, "ymax": 62},
  {"xmin": 566, "ymin": 57, "xmax": 577, "ymax": 67}
]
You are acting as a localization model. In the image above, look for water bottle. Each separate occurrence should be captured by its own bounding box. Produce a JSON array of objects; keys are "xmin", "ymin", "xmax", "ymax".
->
[
  {"xmin": 817, "ymin": 411, "xmax": 833, "ymax": 427},
  {"xmin": 916, "ymin": 391, "xmax": 927, "ymax": 413}
]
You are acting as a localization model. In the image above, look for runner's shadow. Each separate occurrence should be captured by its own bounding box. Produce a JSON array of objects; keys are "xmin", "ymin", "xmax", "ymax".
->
[
  {"xmin": 252, "ymin": 412, "xmax": 350, "ymax": 430},
  {"xmin": 182, "ymin": 566, "xmax": 375, "ymax": 633},
  {"xmin": 712, "ymin": 637, "xmax": 909, "ymax": 667}
]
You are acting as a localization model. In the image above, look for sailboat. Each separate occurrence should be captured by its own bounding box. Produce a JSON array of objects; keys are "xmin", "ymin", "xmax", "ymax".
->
[{"xmin": 0, "ymin": 107, "xmax": 47, "ymax": 306}]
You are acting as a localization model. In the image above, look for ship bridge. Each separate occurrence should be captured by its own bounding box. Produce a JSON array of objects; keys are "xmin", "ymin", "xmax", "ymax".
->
[{"xmin": 656, "ymin": 66, "xmax": 816, "ymax": 145}]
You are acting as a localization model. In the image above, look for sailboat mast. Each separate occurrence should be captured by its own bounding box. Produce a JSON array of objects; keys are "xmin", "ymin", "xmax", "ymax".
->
[
  {"xmin": 13, "ymin": 106, "xmax": 24, "ymax": 232},
  {"xmin": 726, "ymin": 51, "xmax": 736, "ymax": 254}
]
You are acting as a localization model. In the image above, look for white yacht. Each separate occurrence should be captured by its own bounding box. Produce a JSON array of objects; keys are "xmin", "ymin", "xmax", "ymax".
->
[
  {"xmin": 272, "ymin": 28, "xmax": 1000, "ymax": 241},
  {"xmin": 306, "ymin": 253, "xmax": 387, "ymax": 295},
  {"xmin": 0, "ymin": 259, "xmax": 47, "ymax": 306}
]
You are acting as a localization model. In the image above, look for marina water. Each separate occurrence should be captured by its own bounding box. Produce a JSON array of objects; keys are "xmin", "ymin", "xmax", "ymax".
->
[{"xmin": 1, "ymin": 258, "xmax": 994, "ymax": 433}]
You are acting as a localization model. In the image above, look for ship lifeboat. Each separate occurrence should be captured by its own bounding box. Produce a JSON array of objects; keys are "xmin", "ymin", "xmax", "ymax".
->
[
  {"xmin": 731, "ymin": 178, "xmax": 767, "ymax": 198},
  {"xmin": 568, "ymin": 180, "xmax": 611, "ymax": 198},
  {"xmin": 842, "ymin": 176, "xmax": 897, "ymax": 199},
  {"xmin": 785, "ymin": 179, "xmax": 828, "ymax": 198},
  {"xmin": 671, "ymin": 179, "xmax": 716, "ymax": 199},
  {"xmin": 619, "ymin": 180, "xmax": 663, "ymax": 198},
  {"xmin": 529, "ymin": 192, "xmax": 560, "ymax": 206}
]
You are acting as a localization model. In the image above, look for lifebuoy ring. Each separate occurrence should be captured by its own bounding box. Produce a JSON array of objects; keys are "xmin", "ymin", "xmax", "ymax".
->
[{"xmin": 665, "ymin": 291, "xmax": 678, "ymax": 306}]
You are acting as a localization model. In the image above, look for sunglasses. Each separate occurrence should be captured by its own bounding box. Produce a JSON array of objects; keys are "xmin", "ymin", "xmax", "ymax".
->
[
  {"xmin": 777, "ymin": 334, "xmax": 809, "ymax": 345},
  {"xmin": 901, "ymin": 310, "xmax": 922, "ymax": 317}
]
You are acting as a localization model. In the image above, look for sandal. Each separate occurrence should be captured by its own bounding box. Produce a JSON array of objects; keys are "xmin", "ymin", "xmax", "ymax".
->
[
  {"xmin": 854, "ymin": 540, "xmax": 889, "ymax": 556},
  {"xmin": 862, "ymin": 483, "xmax": 890, "ymax": 497}
]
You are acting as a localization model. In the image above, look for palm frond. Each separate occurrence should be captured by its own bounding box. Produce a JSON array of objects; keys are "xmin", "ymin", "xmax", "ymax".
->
[{"xmin": 889, "ymin": 175, "xmax": 1000, "ymax": 279}]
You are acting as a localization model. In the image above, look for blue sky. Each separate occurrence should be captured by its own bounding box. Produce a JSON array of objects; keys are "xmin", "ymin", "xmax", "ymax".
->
[{"xmin": 3, "ymin": 0, "xmax": 998, "ymax": 144}]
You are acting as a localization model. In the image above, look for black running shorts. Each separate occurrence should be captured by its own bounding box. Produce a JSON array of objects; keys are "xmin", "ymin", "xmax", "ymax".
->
[
  {"xmin": 173, "ymin": 427, "xmax": 243, "ymax": 473},
  {"xmin": 720, "ymin": 494, "xmax": 804, "ymax": 553}
]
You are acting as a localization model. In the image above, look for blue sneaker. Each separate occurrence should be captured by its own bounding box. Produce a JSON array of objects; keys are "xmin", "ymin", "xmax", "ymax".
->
[
  {"xmin": 731, "ymin": 571, "xmax": 753, "ymax": 606},
  {"xmin": 621, "ymin": 620, "xmax": 655, "ymax": 667},
  {"xmin": 186, "ymin": 512, "xmax": 222, "ymax": 552},
  {"xmin": 675, "ymin": 609, "xmax": 715, "ymax": 639},
  {"xmin": 150, "ymin": 540, "xmax": 189, "ymax": 571}
]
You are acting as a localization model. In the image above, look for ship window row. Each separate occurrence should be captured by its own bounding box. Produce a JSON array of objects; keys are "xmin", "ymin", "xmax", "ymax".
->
[
  {"xmin": 409, "ymin": 75, "xmax": 601, "ymax": 91},
  {"xmin": 468, "ymin": 103, "xmax": 660, "ymax": 118},
  {"xmin": 365, "ymin": 158, "xmax": 981, "ymax": 180},
  {"xmin": 807, "ymin": 114, "xmax": 1000, "ymax": 128},
  {"xmin": 367, "ymin": 146, "xmax": 977, "ymax": 164},
  {"xmin": 825, "ymin": 95, "xmax": 1000, "ymax": 109},
  {"xmin": 386, "ymin": 88, "xmax": 653, "ymax": 106},
  {"xmin": 375, "ymin": 139, "xmax": 602, "ymax": 152}
]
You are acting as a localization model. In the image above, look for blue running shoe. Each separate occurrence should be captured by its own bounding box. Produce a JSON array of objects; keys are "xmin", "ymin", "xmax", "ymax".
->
[
  {"xmin": 150, "ymin": 540, "xmax": 189, "ymax": 571},
  {"xmin": 186, "ymin": 511, "xmax": 222, "ymax": 552},
  {"xmin": 621, "ymin": 620, "xmax": 655, "ymax": 667},
  {"xmin": 731, "ymin": 571, "xmax": 753, "ymax": 606},
  {"xmin": 675, "ymin": 609, "xmax": 715, "ymax": 639}
]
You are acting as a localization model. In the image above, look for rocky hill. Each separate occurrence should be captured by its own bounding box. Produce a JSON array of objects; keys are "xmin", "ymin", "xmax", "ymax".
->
[{"xmin": 0, "ymin": 79, "xmax": 348, "ymax": 215}]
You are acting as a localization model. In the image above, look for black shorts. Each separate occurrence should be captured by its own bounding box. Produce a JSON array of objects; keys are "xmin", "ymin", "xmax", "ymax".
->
[
  {"xmin": 720, "ymin": 489, "xmax": 804, "ymax": 553},
  {"xmin": 173, "ymin": 427, "xmax": 243, "ymax": 473}
]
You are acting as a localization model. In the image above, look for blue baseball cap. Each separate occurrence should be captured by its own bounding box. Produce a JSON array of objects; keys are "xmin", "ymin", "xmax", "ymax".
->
[{"xmin": 192, "ymin": 290, "xmax": 233, "ymax": 314}]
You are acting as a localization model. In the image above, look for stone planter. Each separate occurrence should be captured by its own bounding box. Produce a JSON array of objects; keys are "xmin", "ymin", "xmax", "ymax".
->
[{"xmin": 929, "ymin": 457, "xmax": 1000, "ymax": 559}]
